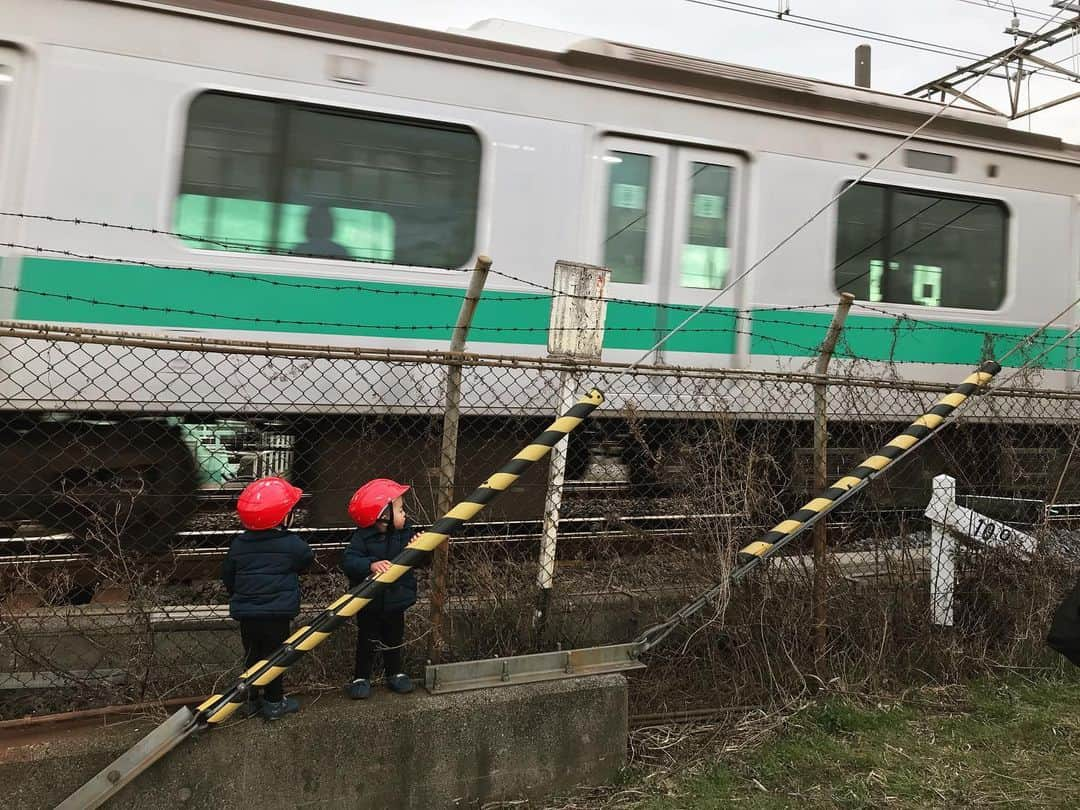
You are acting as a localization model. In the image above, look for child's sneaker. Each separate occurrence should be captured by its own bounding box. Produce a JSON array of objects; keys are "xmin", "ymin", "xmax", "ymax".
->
[
  {"xmin": 387, "ymin": 673, "xmax": 414, "ymax": 694},
  {"xmin": 260, "ymin": 696, "xmax": 300, "ymax": 721},
  {"xmin": 345, "ymin": 678, "xmax": 372, "ymax": 700}
]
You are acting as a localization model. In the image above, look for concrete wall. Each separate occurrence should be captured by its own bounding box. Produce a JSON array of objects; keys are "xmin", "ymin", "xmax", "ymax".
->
[
  {"xmin": 1, "ymin": 588, "xmax": 667, "ymax": 708},
  {"xmin": 3, "ymin": 674, "xmax": 627, "ymax": 809}
]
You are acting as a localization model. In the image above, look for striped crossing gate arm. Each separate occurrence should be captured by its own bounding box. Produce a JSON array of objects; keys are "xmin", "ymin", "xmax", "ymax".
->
[
  {"xmin": 194, "ymin": 388, "xmax": 605, "ymax": 726},
  {"xmin": 733, "ymin": 361, "xmax": 1001, "ymax": 570},
  {"xmin": 634, "ymin": 361, "xmax": 1000, "ymax": 653}
]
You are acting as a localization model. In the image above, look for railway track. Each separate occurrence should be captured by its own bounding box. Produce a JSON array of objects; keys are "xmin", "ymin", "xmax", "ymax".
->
[
  {"xmin": 6, "ymin": 487, "xmax": 1058, "ymax": 587},
  {"xmin": 0, "ymin": 512, "xmax": 734, "ymax": 574},
  {"xmin": 0, "ymin": 507, "xmax": 934, "ymax": 576}
]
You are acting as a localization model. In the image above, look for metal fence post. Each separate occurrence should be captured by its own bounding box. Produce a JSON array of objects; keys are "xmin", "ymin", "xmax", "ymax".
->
[
  {"xmin": 813, "ymin": 292, "xmax": 854, "ymax": 666},
  {"xmin": 535, "ymin": 261, "xmax": 609, "ymax": 634},
  {"xmin": 429, "ymin": 255, "xmax": 491, "ymax": 663}
]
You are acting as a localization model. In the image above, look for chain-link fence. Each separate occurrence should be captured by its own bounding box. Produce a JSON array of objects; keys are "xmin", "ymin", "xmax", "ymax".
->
[{"xmin": 1, "ymin": 321, "xmax": 1078, "ymax": 722}]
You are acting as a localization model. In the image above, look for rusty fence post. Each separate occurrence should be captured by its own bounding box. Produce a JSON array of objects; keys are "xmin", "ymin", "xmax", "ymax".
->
[
  {"xmin": 428, "ymin": 255, "xmax": 491, "ymax": 663},
  {"xmin": 813, "ymin": 292, "xmax": 855, "ymax": 668}
]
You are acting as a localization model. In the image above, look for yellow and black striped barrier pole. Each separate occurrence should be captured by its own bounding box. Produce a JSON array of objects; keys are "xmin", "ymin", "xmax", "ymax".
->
[
  {"xmin": 636, "ymin": 361, "xmax": 1001, "ymax": 652},
  {"xmin": 193, "ymin": 387, "xmax": 605, "ymax": 726}
]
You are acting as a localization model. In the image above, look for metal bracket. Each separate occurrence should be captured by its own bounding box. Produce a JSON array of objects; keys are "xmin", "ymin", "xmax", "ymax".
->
[
  {"xmin": 424, "ymin": 643, "xmax": 644, "ymax": 694},
  {"xmin": 55, "ymin": 707, "xmax": 198, "ymax": 810}
]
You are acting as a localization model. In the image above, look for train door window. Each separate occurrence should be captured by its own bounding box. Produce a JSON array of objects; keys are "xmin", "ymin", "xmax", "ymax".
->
[
  {"xmin": 175, "ymin": 91, "xmax": 482, "ymax": 268},
  {"xmin": 680, "ymin": 162, "xmax": 733, "ymax": 289},
  {"xmin": 602, "ymin": 151, "xmax": 654, "ymax": 284},
  {"xmin": 0, "ymin": 59, "xmax": 11, "ymax": 147},
  {"xmin": 834, "ymin": 181, "xmax": 1007, "ymax": 310}
]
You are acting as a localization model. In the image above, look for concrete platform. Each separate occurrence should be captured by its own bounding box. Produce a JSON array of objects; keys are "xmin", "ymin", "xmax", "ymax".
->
[{"xmin": 1, "ymin": 674, "xmax": 628, "ymax": 810}]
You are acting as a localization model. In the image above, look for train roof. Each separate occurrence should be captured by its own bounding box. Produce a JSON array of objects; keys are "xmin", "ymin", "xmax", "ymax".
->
[{"xmin": 98, "ymin": 0, "xmax": 1075, "ymax": 157}]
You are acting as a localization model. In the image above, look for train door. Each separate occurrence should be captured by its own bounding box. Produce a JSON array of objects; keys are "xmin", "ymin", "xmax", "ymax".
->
[
  {"xmin": 592, "ymin": 137, "xmax": 745, "ymax": 365},
  {"xmin": 661, "ymin": 147, "xmax": 746, "ymax": 367},
  {"xmin": 0, "ymin": 47, "xmax": 20, "ymax": 320},
  {"xmin": 0, "ymin": 48, "xmax": 19, "ymax": 205},
  {"xmin": 592, "ymin": 136, "xmax": 671, "ymax": 358}
]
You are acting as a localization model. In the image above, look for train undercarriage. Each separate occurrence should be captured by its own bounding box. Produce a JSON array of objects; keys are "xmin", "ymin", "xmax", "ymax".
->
[{"xmin": 0, "ymin": 412, "xmax": 1076, "ymax": 550}]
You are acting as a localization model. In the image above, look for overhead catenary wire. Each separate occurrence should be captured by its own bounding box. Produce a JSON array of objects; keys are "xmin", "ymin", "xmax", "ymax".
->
[
  {"xmin": 692, "ymin": 0, "xmax": 1080, "ymax": 93},
  {"xmin": 686, "ymin": 0, "xmax": 988, "ymax": 60},
  {"xmin": 953, "ymin": 0, "xmax": 1057, "ymax": 24}
]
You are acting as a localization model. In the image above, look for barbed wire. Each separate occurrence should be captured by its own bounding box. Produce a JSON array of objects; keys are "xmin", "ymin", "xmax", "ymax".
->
[
  {"xmin": 4, "ymin": 240, "xmax": 1071, "ymax": 361},
  {"xmin": 0, "ymin": 241, "xmax": 550, "ymax": 304},
  {"xmin": 0, "ymin": 215, "xmax": 837, "ymax": 318},
  {"xmin": 0, "ymin": 215, "xmax": 844, "ymax": 318},
  {"xmin": 0, "ymin": 282, "xmax": 860, "ymax": 357},
  {"xmin": 0, "ymin": 207, "xmax": 1008, "ymax": 330},
  {"xmin": 1, "ymin": 217, "xmax": 1069, "ymax": 352},
  {"xmin": 0, "ymin": 211, "xmax": 465, "ymax": 272},
  {"xmin": 3, "ymin": 231, "xmax": 1055, "ymax": 336}
]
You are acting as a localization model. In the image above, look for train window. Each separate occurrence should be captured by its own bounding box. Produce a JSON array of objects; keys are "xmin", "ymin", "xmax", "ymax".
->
[
  {"xmin": 602, "ymin": 151, "xmax": 653, "ymax": 284},
  {"xmin": 174, "ymin": 92, "xmax": 481, "ymax": 267},
  {"xmin": 680, "ymin": 162, "xmax": 733, "ymax": 289},
  {"xmin": 834, "ymin": 182, "xmax": 1007, "ymax": 310}
]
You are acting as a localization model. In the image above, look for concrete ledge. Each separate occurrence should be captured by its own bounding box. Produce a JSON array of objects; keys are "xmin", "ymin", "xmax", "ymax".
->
[{"xmin": 3, "ymin": 674, "xmax": 627, "ymax": 809}]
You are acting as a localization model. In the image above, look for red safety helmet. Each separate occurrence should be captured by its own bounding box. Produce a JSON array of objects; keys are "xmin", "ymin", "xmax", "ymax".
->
[
  {"xmin": 348, "ymin": 478, "xmax": 411, "ymax": 528},
  {"xmin": 237, "ymin": 476, "xmax": 303, "ymax": 530}
]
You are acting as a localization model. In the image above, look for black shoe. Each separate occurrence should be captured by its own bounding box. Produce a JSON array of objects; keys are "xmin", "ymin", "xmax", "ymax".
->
[
  {"xmin": 346, "ymin": 678, "xmax": 372, "ymax": 699},
  {"xmin": 387, "ymin": 673, "xmax": 414, "ymax": 694},
  {"xmin": 261, "ymin": 696, "xmax": 300, "ymax": 721}
]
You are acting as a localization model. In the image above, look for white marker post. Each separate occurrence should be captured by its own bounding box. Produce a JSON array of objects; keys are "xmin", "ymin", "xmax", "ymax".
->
[
  {"xmin": 924, "ymin": 474, "xmax": 1037, "ymax": 626},
  {"xmin": 535, "ymin": 261, "xmax": 609, "ymax": 630}
]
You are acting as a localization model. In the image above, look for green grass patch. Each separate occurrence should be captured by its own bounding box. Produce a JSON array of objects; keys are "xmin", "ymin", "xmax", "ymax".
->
[{"xmin": 638, "ymin": 676, "xmax": 1080, "ymax": 809}]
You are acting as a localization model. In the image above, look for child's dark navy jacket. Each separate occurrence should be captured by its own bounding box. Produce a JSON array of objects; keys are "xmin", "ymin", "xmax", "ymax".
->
[
  {"xmin": 341, "ymin": 522, "xmax": 427, "ymax": 614},
  {"xmin": 221, "ymin": 529, "xmax": 314, "ymax": 619}
]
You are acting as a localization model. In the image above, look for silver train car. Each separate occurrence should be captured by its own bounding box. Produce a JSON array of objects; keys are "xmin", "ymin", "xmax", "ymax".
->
[{"xmin": 0, "ymin": 0, "xmax": 1077, "ymax": 538}]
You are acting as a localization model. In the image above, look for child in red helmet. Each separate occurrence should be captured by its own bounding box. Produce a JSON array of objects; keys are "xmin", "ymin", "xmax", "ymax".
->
[
  {"xmin": 222, "ymin": 476, "xmax": 314, "ymax": 721},
  {"xmin": 341, "ymin": 478, "xmax": 427, "ymax": 699}
]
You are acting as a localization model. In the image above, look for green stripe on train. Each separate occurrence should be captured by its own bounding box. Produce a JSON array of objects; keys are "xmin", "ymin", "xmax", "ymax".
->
[
  {"xmin": 15, "ymin": 257, "xmax": 555, "ymax": 343},
  {"xmin": 10, "ymin": 258, "xmax": 1071, "ymax": 368},
  {"xmin": 750, "ymin": 309, "xmax": 1073, "ymax": 369}
]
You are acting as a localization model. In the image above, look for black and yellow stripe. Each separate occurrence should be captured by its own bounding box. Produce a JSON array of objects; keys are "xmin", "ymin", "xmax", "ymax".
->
[
  {"xmin": 735, "ymin": 361, "xmax": 1000, "ymax": 568},
  {"xmin": 194, "ymin": 388, "xmax": 604, "ymax": 726}
]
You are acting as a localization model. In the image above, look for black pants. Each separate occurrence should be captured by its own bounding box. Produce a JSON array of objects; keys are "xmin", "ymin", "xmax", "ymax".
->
[
  {"xmin": 239, "ymin": 616, "xmax": 291, "ymax": 703},
  {"xmin": 1049, "ymin": 578, "xmax": 1080, "ymax": 667},
  {"xmin": 354, "ymin": 610, "xmax": 406, "ymax": 680}
]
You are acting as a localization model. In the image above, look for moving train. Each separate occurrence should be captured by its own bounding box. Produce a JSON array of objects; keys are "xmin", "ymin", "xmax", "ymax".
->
[{"xmin": 1, "ymin": 0, "xmax": 1078, "ymax": 542}]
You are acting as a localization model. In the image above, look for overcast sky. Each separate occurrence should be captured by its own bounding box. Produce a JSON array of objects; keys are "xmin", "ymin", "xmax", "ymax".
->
[{"xmin": 296, "ymin": 0, "xmax": 1080, "ymax": 141}]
